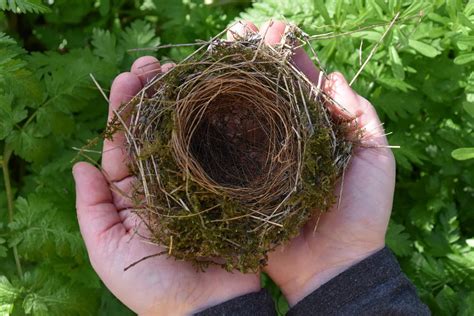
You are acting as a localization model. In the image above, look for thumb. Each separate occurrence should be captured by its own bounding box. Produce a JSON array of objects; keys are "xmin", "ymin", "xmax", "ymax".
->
[
  {"xmin": 73, "ymin": 162, "xmax": 125, "ymax": 252},
  {"xmin": 324, "ymin": 72, "xmax": 387, "ymax": 143},
  {"xmin": 323, "ymin": 72, "xmax": 361, "ymax": 120}
]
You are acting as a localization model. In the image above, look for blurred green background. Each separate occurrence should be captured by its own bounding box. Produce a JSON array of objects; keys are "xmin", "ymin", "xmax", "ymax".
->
[{"xmin": 0, "ymin": 0, "xmax": 473, "ymax": 315}]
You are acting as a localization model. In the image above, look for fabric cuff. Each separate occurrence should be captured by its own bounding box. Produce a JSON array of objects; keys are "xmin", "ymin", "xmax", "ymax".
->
[
  {"xmin": 195, "ymin": 288, "xmax": 276, "ymax": 316},
  {"xmin": 287, "ymin": 246, "xmax": 400, "ymax": 315}
]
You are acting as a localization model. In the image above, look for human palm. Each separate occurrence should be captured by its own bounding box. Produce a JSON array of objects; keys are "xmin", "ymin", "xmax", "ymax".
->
[
  {"xmin": 264, "ymin": 76, "xmax": 396, "ymax": 304},
  {"xmin": 72, "ymin": 57, "xmax": 259, "ymax": 315}
]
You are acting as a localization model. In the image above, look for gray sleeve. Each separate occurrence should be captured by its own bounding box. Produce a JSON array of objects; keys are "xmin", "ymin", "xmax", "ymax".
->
[
  {"xmin": 287, "ymin": 247, "xmax": 431, "ymax": 316},
  {"xmin": 194, "ymin": 288, "xmax": 277, "ymax": 316}
]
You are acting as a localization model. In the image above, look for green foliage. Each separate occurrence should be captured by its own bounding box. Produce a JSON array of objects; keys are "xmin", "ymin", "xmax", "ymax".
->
[
  {"xmin": 452, "ymin": 147, "xmax": 474, "ymax": 160},
  {"xmin": 0, "ymin": 0, "xmax": 472, "ymax": 315},
  {"xmin": 0, "ymin": 0, "xmax": 49, "ymax": 14},
  {"xmin": 261, "ymin": 273, "xmax": 289, "ymax": 315}
]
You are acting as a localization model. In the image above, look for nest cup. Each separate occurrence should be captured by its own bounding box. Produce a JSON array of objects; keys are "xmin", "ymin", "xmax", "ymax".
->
[{"xmin": 112, "ymin": 25, "xmax": 354, "ymax": 272}]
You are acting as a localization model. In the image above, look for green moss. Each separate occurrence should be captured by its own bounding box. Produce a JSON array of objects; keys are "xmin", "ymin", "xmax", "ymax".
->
[{"xmin": 124, "ymin": 39, "xmax": 354, "ymax": 272}]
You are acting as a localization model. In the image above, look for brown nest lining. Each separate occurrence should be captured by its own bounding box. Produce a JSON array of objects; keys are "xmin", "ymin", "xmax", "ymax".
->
[{"xmin": 111, "ymin": 25, "xmax": 355, "ymax": 273}]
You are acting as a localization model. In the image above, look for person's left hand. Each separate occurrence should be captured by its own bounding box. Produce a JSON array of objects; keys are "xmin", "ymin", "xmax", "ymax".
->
[
  {"xmin": 238, "ymin": 20, "xmax": 395, "ymax": 307},
  {"xmin": 72, "ymin": 57, "xmax": 260, "ymax": 316}
]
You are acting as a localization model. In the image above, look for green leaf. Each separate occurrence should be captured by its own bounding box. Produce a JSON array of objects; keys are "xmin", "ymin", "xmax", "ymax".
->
[
  {"xmin": 0, "ymin": 32, "xmax": 44, "ymax": 106},
  {"xmin": 463, "ymin": 102, "xmax": 474, "ymax": 117},
  {"xmin": 451, "ymin": 148, "xmax": 474, "ymax": 160},
  {"xmin": 386, "ymin": 221, "xmax": 412, "ymax": 256},
  {"xmin": 435, "ymin": 285, "xmax": 456, "ymax": 315},
  {"xmin": 313, "ymin": 0, "xmax": 331, "ymax": 24},
  {"xmin": 98, "ymin": 0, "xmax": 110, "ymax": 16},
  {"xmin": 0, "ymin": 32, "xmax": 16, "ymax": 45},
  {"xmin": 36, "ymin": 107, "xmax": 75, "ymax": 137},
  {"xmin": 457, "ymin": 35, "xmax": 474, "ymax": 47},
  {"xmin": 408, "ymin": 39, "xmax": 440, "ymax": 58},
  {"xmin": 19, "ymin": 269, "xmax": 98, "ymax": 315},
  {"xmin": 0, "ymin": 237, "xmax": 7, "ymax": 257},
  {"xmin": 0, "ymin": 0, "xmax": 50, "ymax": 14},
  {"xmin": 352, "ymin": 30, "xmax": 382, "ymax": 41},
  {"xmin": 23, "ymin": 293, "xmax": 49, "ymax": 315},
  {"xmin": 92, "ymin": 29, "xmax": 122, "ymax": 64},
  {"xmin": 458, "ymin": 12, "xmax": 474, "ymax": 30},
  {"xmin": 459, "ymin": 292, "xmax": 474, "ymax": 316},
  {"xmin": 402, "ymin": 1, "xmax": 428, "ymax": 18},
  {"xmin": 276, "ymin": 294, "xmax": 289, "ymax": 315},
  {"xmin": 0, "ymin": 276, "xmax": 18, "ymax": 315},
  {"xmin": 28, "ymin": 48, "xmax": 115, "ymax": 113},
  {"xmin": 389, "ymin": 45, "xmax": 405, "ymax": 79},
  {"xmin": 0, "ymin": 93, "xmax": 27, "ymax": 140},
  {"xmin": 454, "ymin": 53, "xmax": 474, "ymax": 65},
  {"xmin": 6, "ymin": 125, "xmax": 54, "ymax": 163},
  {"xmin": 374, "ymin": 0, "xmax": 389, "ymax": 13},
  {"xmin": 120, "ymin": 20, "xmax": 160, "ymax": 61},
  {"xmin": 98, "ymin": 289, "xmax": 134, "ymax": 316},
  {"xmin": 10, "ymin": 195, "xmax": 84, "ymax": 260}
]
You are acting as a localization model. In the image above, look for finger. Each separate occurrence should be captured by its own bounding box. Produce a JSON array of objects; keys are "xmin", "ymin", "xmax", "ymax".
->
[
  {"xmin": 73, "ymin": 162, "xmax": 125, "ymax": 247},
  {"xmin": 161, "ymin": 62, "xmax": 175, "ymax": 73},
  {"xmin": 324, "ymin": 72, "xmax": 387, "ymax": 142},
  {"xmin": 110, "ymin": 176, "xmax": 136, "ymax": 211},
  {"xmin": 292, "ymin": 48, "xmax": 322, "ymax": 86},
  {"xmin": 323, "ymin": 72, "xmax": 360, "ymax": 120},
  {"xmin": 102, "ymin": 72, "xmax": 142, "ymax": 182},
  {"xmin": 227, "ymin": 20, "xmax": 258, "ymax": 40},
  {"xmin": 260, "ymin": 20, "xmax": 286, "ymax": 45},
  {"xmin": 131, "ymin": 56, "xmax": 161, "ymax": 87},
  {"xmin": 119, "ymin": 209, "xmax": 146, "ymax": 234},
  {"xmin": 259, "ymin": 21, "xmax": 322, "ymax": 85}
]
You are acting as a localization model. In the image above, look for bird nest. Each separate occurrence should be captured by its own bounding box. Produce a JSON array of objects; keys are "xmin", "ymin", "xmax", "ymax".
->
[{"xmin": 107, "ymin": 25, "xmax": 356, "ymax": 273}]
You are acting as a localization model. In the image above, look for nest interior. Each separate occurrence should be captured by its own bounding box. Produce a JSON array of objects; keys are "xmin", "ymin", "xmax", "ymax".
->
[
  {"xmin": 112, "ymin": 27, "xmax": 354, "ymax": 272},
  {"xmin": 190, "ymin": 93, "xmax": 271, "ymax": 187}
]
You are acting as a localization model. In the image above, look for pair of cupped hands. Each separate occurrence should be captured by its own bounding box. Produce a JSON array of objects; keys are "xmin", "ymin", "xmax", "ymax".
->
[{"xmin": 72, "ymin": 21, "xmax": 395, "ymax": 315}]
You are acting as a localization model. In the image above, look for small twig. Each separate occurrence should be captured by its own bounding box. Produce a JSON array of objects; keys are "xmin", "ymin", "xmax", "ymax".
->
[
  {"xmin": 312, "ymin": 212, "xmax": 322, "ymax": 234},
  {"xmin": 89, "ymin": 73, "xmax": 109, "ymax": 103},
  {"xmin": 124, "ymin": 251, "xmax": 166, "ymax": 271},
  {"xmin": 168, "ymin": 236, "xmax": 173, "ymax": 255},
  {"xmin": 337, "ymin": 166, "xmax": 346, "ymax": 211},
  {"xmin": 349, "ymin": 12, "xmax": 401, "ymax": 86},
  {"xmin": 127, "ymin": 42, "xmax": 208, "ymax": 52},
  {"xmin": 309, "ymin": 13, "xmax": 417, "ymax": 41},
  {"xmin": 2, "ymin": 146, "xmax": 23, "ymax": 279},
  {"xmin": 72, "ymin": 146, "xmax": 101, "ymax": 154}
]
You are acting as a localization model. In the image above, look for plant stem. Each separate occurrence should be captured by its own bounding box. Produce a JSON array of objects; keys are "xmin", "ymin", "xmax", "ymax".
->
[
  {"xmin": 349, "ymin": 11, "xmax": 400, "ymax": 86},
  {"xmin": 2, "ymin": 146, "xmax": 23, "ymax": 279}
]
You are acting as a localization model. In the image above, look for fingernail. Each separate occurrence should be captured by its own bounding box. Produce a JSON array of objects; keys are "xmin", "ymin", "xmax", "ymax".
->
[
  {"xmin": 330, "ymin": 72, "xmax": 346, "ymax": 85},
  {"xmin": 72, "ymin": 163, "xmax": 82, "ymax": 177}
]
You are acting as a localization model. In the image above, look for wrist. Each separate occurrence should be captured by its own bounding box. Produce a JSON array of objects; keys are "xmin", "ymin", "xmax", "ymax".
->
[
  {"xmin": 192, "ymin": 280, "xmax": 261, "ymax": 314},
  {"xmin": 281, "ymin": 245, "xmax": 384, "ymax": 306},
  {"xmin": 133, "ymin": 269, "xmax": 260, "ymax": 316}
]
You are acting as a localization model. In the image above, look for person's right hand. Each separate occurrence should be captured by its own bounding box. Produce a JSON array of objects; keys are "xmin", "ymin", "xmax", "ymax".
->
[
  {"xmin": 232, "ymin": 20, "xmax": 396, "ymax": 306},
  {"xmin": 72, "ymin": 56, "xmax": 260, "ymax": 316}
]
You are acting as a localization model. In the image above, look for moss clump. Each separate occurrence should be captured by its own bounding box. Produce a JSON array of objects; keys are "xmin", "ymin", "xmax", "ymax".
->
[{"xmin": 109, "ymin": 26, "xmax": 355, "ymax": 273}]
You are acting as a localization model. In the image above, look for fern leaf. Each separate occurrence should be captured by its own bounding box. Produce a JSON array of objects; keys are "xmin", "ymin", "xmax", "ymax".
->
[
  {"xmin": 9, "ymin": 195, "xmax": 85, "ymax": 261},
  {"xmin": 120, "ymin": 20, "xmax": 160, "ymax": 61},
  {"xmin": 20, "ymin": 269, "xmax": 98, "ymax": 315},
  {"xmin": 386, "ymin": 221, "xmax": 413, "ymax": 256},
  {"xmin": 0, "ymin": 0, "xmax": 50, "ymax": 14},
  {"xmin": 0, "ymin": 276, "xmax": 18, "ymax": 315}
]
